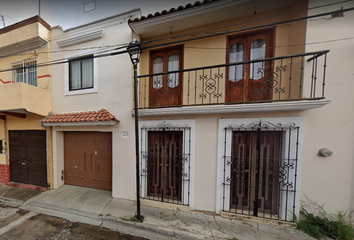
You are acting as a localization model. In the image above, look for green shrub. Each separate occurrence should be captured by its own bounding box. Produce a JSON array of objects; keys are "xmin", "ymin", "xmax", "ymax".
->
[{"xmin": 296, "ymin": 199, "xmax": 354, "ymax": 240}]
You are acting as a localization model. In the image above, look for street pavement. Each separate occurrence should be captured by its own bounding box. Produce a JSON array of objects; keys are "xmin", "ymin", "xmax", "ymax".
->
[{"xmin": 0, "ymin": 184, "xmax": 315, "ymax": 240}]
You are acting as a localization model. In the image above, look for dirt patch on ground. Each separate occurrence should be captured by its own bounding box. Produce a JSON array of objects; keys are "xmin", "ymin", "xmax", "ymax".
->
[
  {"xmin": 0, "ymin": 206, "xmax": 29, "ymax": 228},
  {"xmin": 1, "ymin": 213, "xmax": 148, "ymax": 240}
]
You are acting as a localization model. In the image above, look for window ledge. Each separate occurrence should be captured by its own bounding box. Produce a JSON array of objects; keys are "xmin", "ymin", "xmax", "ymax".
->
[
  {"xmin": 65, "ymin": 88, "xmax": 97, "ymax": 96},
  {"xmin": 133, "ymin": 99, "xmax": 331, "ymax": 116}
]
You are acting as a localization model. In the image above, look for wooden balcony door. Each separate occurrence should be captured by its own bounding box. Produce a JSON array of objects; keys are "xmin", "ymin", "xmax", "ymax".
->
[
  {"xmin": 230, "ymin": 130, "xmax": 281, "ymax": 215},
  {"xmin": 147, "ymin": 131, "xmax": 182, "ymax": 202},
  {"xmin": 227, "ymin": 30, "xmax": 274, "ymax": 103},
  {"xmin": 149, "ymin": 47, "xmax": 183, "ymax": 108}
]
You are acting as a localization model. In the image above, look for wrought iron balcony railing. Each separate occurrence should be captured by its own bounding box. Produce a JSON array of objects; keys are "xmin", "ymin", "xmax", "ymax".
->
[{"xmin": 137, "ymin": 50, "xmax": 329, "ymax": 109}]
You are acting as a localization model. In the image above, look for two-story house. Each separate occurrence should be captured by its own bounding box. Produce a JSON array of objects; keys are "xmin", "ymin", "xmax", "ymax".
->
[
  {"xmin": 0, "ymin": 16, "xmax": 52, "ymax": 188},
  {"xmin": 128, "ymin": 0, "xmax": 352, "ymax": 222},
  {"xmin": 41, "ymin": 10, "xmax": 141, "ymax": 200}
]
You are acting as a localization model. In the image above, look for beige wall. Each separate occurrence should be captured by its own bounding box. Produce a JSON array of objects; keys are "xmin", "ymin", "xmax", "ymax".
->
[
  {"xmin": 300, "ymin": 0, "xmax": 354, "ymax": 213},
  {"xmin": 0, "ymin": 22, "xmax": 49, "ymax": 48},
  {"xmin": 50, "ymin": 11, "xmax": 140, "ymax": 200},
  {"xmin": 0, "ymin": 46, "xmax": 51, "ymax": 88},
  {"xmin": 0, "ymin": 83, "xmax": 51, "ymax": 116},
  {"xmin": 138, "ymin": 0, "xmax": 308, "ymax": 107},
  {"xmin": 7, "ymin": 114, "xmax": 43, "ymax": 130},
  {"xmin": 0, "ymin": 20, "xmax": 52, "ymax": 172}
]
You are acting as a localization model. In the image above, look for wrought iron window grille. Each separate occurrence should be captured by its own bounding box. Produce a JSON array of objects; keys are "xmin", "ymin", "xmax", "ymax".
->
[
  {"xmin": 140, "ymin": 121, "xmax": 191, "ymax": 206},
  {"xmin": 11, "ymin": 59, "xmax": 37, "ymax": 87},
  {"xmin": 222, "ymin": 119, "xmax": 299, "ymax": 222}
]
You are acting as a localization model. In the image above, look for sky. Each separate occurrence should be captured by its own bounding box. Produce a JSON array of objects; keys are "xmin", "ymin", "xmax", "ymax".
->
[{"xmin": 0, "ymin": 0, "xmax": 193, "ymax": 29}]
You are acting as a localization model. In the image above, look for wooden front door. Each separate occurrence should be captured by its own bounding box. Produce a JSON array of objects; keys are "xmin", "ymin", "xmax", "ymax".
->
[
  {"xmin": 149, "ymin": 47, "xmax": 183, "ymax": 108},
  {"xmin": 9, "ymin": 130, "xmax": 47, "ymax": 187},
  {"xmin": 227, "ymin": 30, "xmax": 274, "ymax": 103},
  {"xmin": 147, "ymin": 131, "xmax": 182, "ymax": 202},
  {"xmin": 230, "ymin": 130, "xmax": 281, "ymax": 215},
  {"xmin": 64, "ymin": 132, "xmax": 112, "ymax": 191}
]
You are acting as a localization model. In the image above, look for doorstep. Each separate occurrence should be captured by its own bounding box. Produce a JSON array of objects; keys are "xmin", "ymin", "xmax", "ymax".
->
[
  {"xmin": 141, "ymin": 198, "xmax": 190, "ymax": 213},
  {"xmin": 5, "ymin": 182, "xmax": 48, "ymax": 192},
  {"xmin": 220, "ymin": 211, "xmax": 297, "ymax": 229}
]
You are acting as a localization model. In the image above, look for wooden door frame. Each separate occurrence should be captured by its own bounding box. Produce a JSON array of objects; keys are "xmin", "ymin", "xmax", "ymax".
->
[
  {"xmin": 63, "ymin": 131, "xmax": 112, "ymax": 191},
  {"xmin": 147, "ymin": 131, "xmax": 183, "ymax": 202},
  {"xmin": 230, "ymin": 130, "xmax": 281, "ymax": 215},
  {"xmin": 9, "ymin": 130, "xmax": 47, "ymax": 187},
  {"xmin": 149, "ymin": 45, "xmax": 184, "ymax": 107},
  {"xmin": 226, "ymin": 28, "xmax": 276, "ymax": 103}
]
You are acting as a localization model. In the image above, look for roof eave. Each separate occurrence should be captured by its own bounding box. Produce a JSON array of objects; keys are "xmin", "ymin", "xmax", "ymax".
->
[
  {"xmin": 129, "ymin": 0, "xmax": 250, "ymax": 32},
  {"xmin": 41, "ymin": 121, "xmax": 118, "ymax": 127}
]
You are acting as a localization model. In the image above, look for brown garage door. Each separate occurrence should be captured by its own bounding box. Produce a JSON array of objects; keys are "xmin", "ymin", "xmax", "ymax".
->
[
  {"xmin": 64, "ymin": 132, "xmax": 112, "ymax": 191},
  {"xmin": 9, "ymin": 130, "xmax": 47, "ymax": 187}
]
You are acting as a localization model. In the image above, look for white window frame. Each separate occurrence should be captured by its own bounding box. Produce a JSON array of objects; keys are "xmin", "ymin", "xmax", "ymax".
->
[
  {"xmin": 64, "ymin": 52, "xmax": 98, "ymax": 96},
  {"xmin": 11, "ymin": 59, "xmax": 37, "ymax": 86},
  {"xmin": 216, "ymin": 117, "xmax": 304, "ymax": 219}
]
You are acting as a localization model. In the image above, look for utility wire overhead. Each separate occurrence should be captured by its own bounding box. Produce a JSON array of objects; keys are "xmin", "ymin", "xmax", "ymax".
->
[
  {"xmin": 0, "ymin": 3, "xmax": 353, "ymax": 74},
  {"xmin": 5, "ymin": 0, "xmax": 352, "ymax": 57},
  {"xmin": 139, "ymin": 0, "xmax": 354, "ymax": 45}
]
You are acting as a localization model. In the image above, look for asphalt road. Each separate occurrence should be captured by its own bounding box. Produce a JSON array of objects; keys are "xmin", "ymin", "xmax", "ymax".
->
[{"xmin": 0, "ymin": 204, "xmax": 147, "ymax": 240}]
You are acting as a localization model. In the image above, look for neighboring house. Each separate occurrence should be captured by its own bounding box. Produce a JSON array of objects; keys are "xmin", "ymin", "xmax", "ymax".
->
[
  {"xmin": 128, "ymin": 0, "xmax": 353, "ymax": 222},
  {"xmin": 0, "ymin": 16, "xmax": 52, "ymax": 188},
  {"xmin": 41, "ymin": 10, "xmax": 141, "ymax": 200}
]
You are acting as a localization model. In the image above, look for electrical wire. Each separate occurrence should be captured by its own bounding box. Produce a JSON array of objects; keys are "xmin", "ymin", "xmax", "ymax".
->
[
  {"xmin": 0, "ymin": 4, "xmax": 352, "ymax": 74},
  {"xmin": 138, "ymin": 0, "xmax": 354, "ymax": 46},
  {"xmin": 48, "ymin": 10, "xmax": 138, "ymax": 42},
  {"xmin": 1, "ymin": 43, "xmax": 130, "ymax": 58},
  {"xmin": 3, "ymin": 0, "xmax": 351, "ymax": 58}
]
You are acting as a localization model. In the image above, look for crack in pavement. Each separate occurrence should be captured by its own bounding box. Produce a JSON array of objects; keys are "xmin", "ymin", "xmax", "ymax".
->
[
  {"xmin": 207, "ymin": 215, "xmax": 216, "ymax": 240},
  {"xmin": 173, "ymin": 211, "xmax": 189, "ymax": 227},
  {"xmin": 212, "ymin": 215, "xmax": 231, "ymax": 237}
]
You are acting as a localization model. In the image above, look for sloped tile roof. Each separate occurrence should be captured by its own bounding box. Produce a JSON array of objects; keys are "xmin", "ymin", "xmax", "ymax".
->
[
  {"xmin": 41, "ymin": 109, "xmax": 119, "ymax": 124},
  {"xmin": 128, "ymin": 0, "xmax": 220, "ymax": 23}
]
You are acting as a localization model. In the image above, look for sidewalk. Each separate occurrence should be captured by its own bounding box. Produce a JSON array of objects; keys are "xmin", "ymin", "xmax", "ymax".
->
[{"xmin": 0, "ymin": 184, "xmax": 314, "ymax": 240}]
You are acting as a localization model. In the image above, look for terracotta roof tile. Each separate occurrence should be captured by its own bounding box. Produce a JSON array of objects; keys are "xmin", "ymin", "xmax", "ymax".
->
[
  {"xmin": 41, "ymin": 109, "xmax": 119, "ymax": 124},
  {"xmin": 128, "ymin": 0, "xmax": 220, "ymax": 24}
]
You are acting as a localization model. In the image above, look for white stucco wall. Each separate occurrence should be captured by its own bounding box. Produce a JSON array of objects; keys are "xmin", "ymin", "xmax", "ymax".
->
[
  {"xmin": 50, "ymin": 11, "xmax": 139, "ymax": 200},
  {"xmin": 135, "ymin": 0, "xmax": 354, "ymax": 217},
  {"xmin": 301, "ymin": 0, "xmax": 354, "ymax": 213}
]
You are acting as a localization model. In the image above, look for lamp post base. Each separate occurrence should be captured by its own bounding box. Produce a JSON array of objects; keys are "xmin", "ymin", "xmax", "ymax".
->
[{"xmin": 134, "ymin": 214, "xmax": 144, "ymax": 222}]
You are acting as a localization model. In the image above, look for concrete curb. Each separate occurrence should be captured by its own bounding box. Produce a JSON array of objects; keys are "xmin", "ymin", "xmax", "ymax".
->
[
  {"xmin": 0, "ymin": 196, "xmax": 24, "ymax": 208},
  {"xmin": 21, "ymin": 201, "xmax": 220, "ymax": 240}
]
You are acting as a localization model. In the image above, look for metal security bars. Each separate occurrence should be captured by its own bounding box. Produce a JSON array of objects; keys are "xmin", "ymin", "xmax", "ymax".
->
[
  {"xmin": 137, "ymin": 50, "xmax": 329, "ymax": 109},
  {"xmin": 222, "ymin": 120, "xmax": 299, "ymax": 222},
  {"xmin": 11, "ymin": 59, "xmax": 37, "ymax": 87},
  {"xmin": 140, "ymin": 121, "xmax": 191, "ymax": 206}
]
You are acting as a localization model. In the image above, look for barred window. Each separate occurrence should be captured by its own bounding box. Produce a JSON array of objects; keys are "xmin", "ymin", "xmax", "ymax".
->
[{"xmin": 11, "ymin": 59, "xmax": 37, "ymax": 87}]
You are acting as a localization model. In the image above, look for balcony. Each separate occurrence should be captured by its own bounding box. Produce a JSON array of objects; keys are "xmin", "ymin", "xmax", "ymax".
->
[
  {"xmin": 0, "ymin": 82, "xmax": 51, "ymax": 117},
  {"xmin": 136, "ymin": 50, "xmax": 330, "ymax": 116},
  {"xmin": 0, "ymin": 16, "xmax": 50, "ymax": 58}
]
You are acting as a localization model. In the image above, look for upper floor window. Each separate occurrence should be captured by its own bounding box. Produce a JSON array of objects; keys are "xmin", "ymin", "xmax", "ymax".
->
[
  {"xmin": 11, "ymin": 59, "xmax": 37, "ymax": 87},
  {"xmin": 149, "ymin": 46, "xmax": 183, "ymax": 107},
  {"xmin": 69, "ymin": 56, "xmax": 94, "ymax": 91},
  {"xmin": 227, "ymin": 29, "xmax": 274, "ymax": 103}
]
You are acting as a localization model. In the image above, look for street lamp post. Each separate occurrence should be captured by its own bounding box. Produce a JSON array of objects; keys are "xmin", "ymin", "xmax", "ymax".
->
[{"xmin": 127, "ymin": 40, "xmax": 143, "ymax": 222}]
